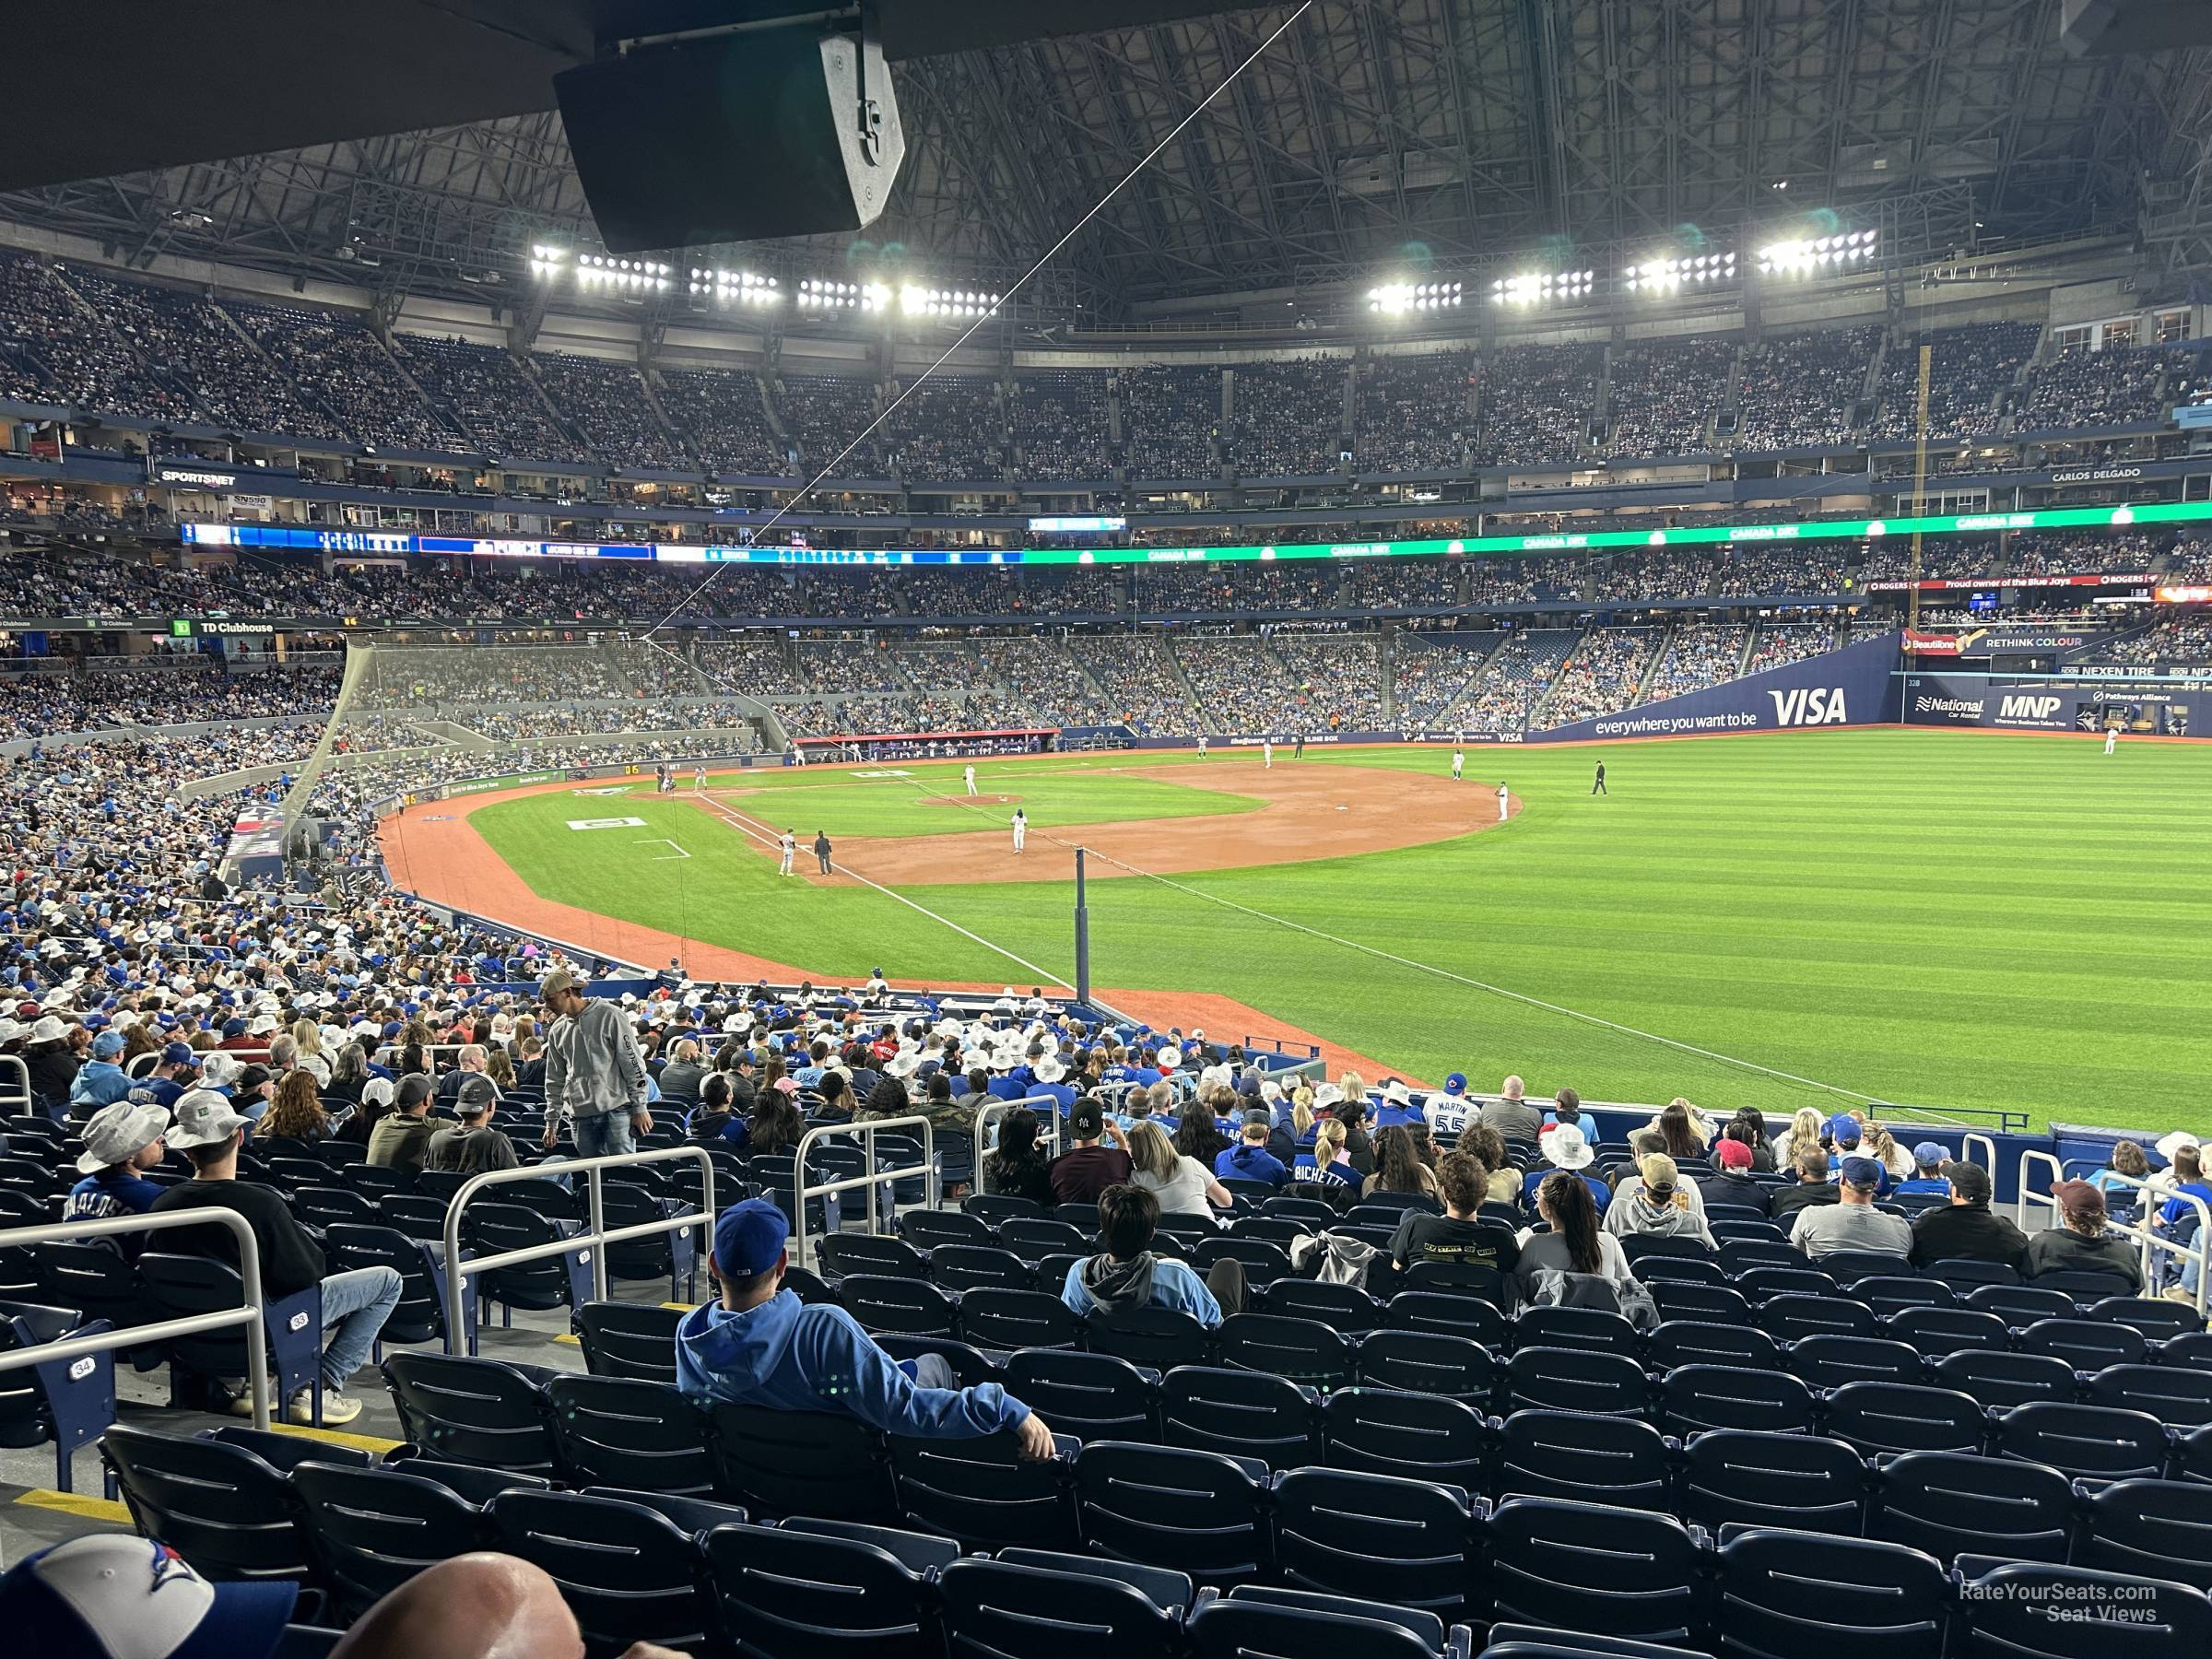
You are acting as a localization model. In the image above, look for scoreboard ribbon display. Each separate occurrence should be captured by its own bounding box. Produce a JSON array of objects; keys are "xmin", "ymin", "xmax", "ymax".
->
[{"xmin": 182, "ymin": 499, "xmax": 2211, "ymax": 568}]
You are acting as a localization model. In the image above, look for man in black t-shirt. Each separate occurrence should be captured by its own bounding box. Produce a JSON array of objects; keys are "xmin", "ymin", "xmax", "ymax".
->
[
  {"xmin": 1391, "ymin": 1150, "xmax": 1521, "ymax": 1275},
  {"xmin": 149, "ymin": 1089, "xmax": 400, "ymax": 1427}
]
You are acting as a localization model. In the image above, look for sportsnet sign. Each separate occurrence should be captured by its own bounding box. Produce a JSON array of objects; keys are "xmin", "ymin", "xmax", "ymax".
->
[{"xmin": 1534, "ymin": 632, "xmax": 1901, "ymax": 743}]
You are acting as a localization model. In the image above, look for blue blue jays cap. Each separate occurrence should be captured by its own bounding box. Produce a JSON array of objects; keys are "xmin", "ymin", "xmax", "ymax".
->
[{"xmin": 713, "ymin": 1198, "xmax": 791, "ymax": 1278}]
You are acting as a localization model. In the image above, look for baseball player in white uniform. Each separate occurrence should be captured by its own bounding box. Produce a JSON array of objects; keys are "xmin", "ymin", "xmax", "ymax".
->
[
  {"xmin": 1011, "ymin": 808, "xmax": 1028, "ymax": 853},
  {"xmin": 1197, "ymin": 735, "xmax": 1208, "ymax": 758},
  {"xmin": 964, "ymin": 763, "xmax": 978, "ymax": 794},
  {"xmin": 693, "ymin": 766, "xmax": 706, "ymax": 793},
  {"xmin": 1451, "ymin": 746, "xmax": 1465, "ymax": 781},
  {"xmin": 1496, "ymin": 782, "xmax": 1510, "ymax": 821},
  {"xmin": 2104, "ymin": 725, "xmax": 2118, "ymax": 756},
  {"xmin": 1263, "ymin": 738, "xmax": 1273, "ymax": 770},
  {"xmin": 777, "ymin": 830, "xmax": 796, "ymax": 877}
]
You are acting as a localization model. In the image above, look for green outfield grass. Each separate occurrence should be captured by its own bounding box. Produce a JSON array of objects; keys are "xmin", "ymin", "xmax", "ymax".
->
[{"xmin": 464, "ymin": 732, "xmax": 2212, "ymax": 1132}]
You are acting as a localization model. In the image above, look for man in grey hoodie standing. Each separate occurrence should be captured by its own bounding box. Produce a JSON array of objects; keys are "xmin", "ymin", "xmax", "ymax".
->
[{"xmin": 538, "ymin": 969, "xmax": 653, "ymax": 1159}]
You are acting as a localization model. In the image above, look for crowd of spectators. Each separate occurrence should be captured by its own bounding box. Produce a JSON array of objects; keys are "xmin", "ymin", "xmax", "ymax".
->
[
  {"xmin": 1230, "ymin": 358, "xmax": 1348, "ymax": 477},
  {"xmin": 1120, "ymin": 365, "xmax": 1220, "ymax": 478},
  {"xmin": 1713, "ymin": 547, "xmax": 1851, "ymax": 595},
  {"xmin": 1346, "ymin": 556, "xmax": 1460, "ymax": 608},
  {"xmin": 970, "ymin": 637, "xmax": 1114, "ymax": 727},
  {"xmin": 779, "ymin": 374, "xmax": 884, "ymax": 475},
  {"xmin": 1065, "ymin": 635, "xmax": 1200, "ymax": 733},
  {"xmin": 1732, "ymin": 325, "xmax": 1879, "ymax": 452},
  {"xmin": 1012, "ymin": 370, "xmax": 1114, "ymax": 480},
  {"xmin": 1276, "ymin": 635, "xmax": 1386, "ymax": 729},
  {"xmin": 2015, "ymin": 344, "xmax": 2189, "ymax": 431},
  {"xmin": 1465, "ymin": 558, "xmax": 1580, "ymax": 606},
  {"xmin": 1355, "ymin": 348, "xmax": 1474, "ymax": 472},
  {"xmin": 529, "ymin": 351, "xmax": 688, "ymax": 473},
  {"xmin": 1173, "ymin": 635, "xmax": 1303, "ymax": 732},
  {"xmin": 0, "ymin": 252, "xmax": 197, "ymax": 423},
  {"xmin": 1869, "ymin": 321, "xmax": 2041, "ymax": 441},
  {"xmin": 391, "ymin": 335, "xmax": 589, "ymax": 465},
  {"xmin": 68, "ymin": 268, "xmax": 346, "ymax": 441},
  {"xmin": 1392, "ymin": 632, "xmax": 1506, "ymax": 728},
  {"xmin": 1606, "ymin": 336, "xmax": 1733, "ymax": 457},
  {"xmin": 1640, "ymin": 624, "xmax": 1749, "ymax": 702},
  {"xmin": 2008, "ymin": 531, "xmax": 2162, "ymax": 578},
  {"xmin": 1743, "ymin": 621, "xmax": 1845, "ymax": 672},
  {"xmin": 0, "ymin": 662, "xmax": 338, "ymax": 740},
  {"xmin": 888, "ymin": 374, "xmax": 1005, "ymax": 483},
  {"xmin": 789, "ymin": 638, "xmax": 912, "ymax": 695},
  {"xmin": 1540, "ymin": 626, "xmax": 1663, "ymax": 725},
  {"xmin": 654, "ymin": 367, "xmax": 789, "ymax": 475},
  {"xmin": 1474, "ymin": 343, "xmax": 1601, "ymax": 467},
  {"xmin": 1455, "ymin": 627, "xmax": 1580, "ymax": 733},
  {"xmin": 1855, "ymin": 537, "xmax": 2004, "ymax": 585},
  {"xmin": 1591, "ymin": 550, "xmax": 1717, "ymax": 603},
  {"xmin": 455, "ymin": 700, "xmax": 764, "ymax": 747},
  {"xmin": 222, "ymin": 300, "xmax": 466, "ymax": 453},
  {"xmin": 350, "ymin": 645, "xmax": 630, "ymax": 709}
]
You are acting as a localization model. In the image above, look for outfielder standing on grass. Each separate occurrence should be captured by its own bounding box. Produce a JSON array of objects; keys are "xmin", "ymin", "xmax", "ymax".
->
[
  {"xmin": 1012, "ymin": 807, "xmax": 1028, "ymax": 854},
  {"xmin": 2105, "ymin": 725, "xmax": 2118, "ymax": 756},
  {"xmin": 778, "ymin": 829, "xmax": 795, "ymax": 877},
  {"xmin": 964, "ymin": 763, "xmax": 978, "ymax": 795},
  {"xmin": 1452, "ymin": 744, "xmax": 1464, "ymax": 781}
]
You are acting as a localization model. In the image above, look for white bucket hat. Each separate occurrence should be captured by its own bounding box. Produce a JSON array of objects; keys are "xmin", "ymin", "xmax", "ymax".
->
[
  {"xmin": 1547, "ymin": 1124, "xmax": 1596, "ymax": 1171},
  {"xmin": 29, "ymin": 1016, "xmax": 65, "ymax": 1044},
  {"xmin": 76, "ymin": 1101, "xmax": 171, "ymax": 1173},
  {"xmin": 165, "ymin": 1088, "xmax": 251, "ymax": 1151},
  {"xmin": 1156, "ymin": 1046, "xmax": 1182, "ymax": 1070},
  {"xmin": 1382, "ymin": 1080, "xmax": 1414, "ymax": 1108},
  {"xmin": 885, "ymin": 1050, "xmax": 921, "ymax": 1078},
  {"xmin": 1034, "ymin": 1056, "xmax": 1066, "ymax": 1085}
]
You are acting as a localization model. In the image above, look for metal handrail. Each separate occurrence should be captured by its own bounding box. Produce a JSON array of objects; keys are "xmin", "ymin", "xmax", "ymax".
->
[
  {"xmin": 441, "ymin": 1144, "xmax": 718, "ymax": 1352},
  {"xmin": 2015, "ymin": 1150, "xmax": 2210, "ymax": 1316},
  {"xmin": 971, "ymin": 1094, "xmax": 1062, "ymax": 1195},
  {"xmin": 0, "ymin": 1053, "xmax": 31, "ymax": 1111},
  {"xmin": 0, "ymin": 1209, "xmax": 274, "ymax": 1429},
  {"xmin": 791, "ymin": 1115, "xmax": 939, "ymax": 1274},
  {"xmin": 1960, "ymin": 1132, "xmax": 1997, "ymax": 1177}
]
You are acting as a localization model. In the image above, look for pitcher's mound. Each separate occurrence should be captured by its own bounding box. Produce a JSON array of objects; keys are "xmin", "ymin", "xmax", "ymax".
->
[{"xmin": 920, "ymin": 794, "xmax": 1022, "ymax": 807}]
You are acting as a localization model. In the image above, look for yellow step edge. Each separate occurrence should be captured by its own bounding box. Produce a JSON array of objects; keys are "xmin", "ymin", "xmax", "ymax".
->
[
  {"xmin": 555, "ymin": 1333, "xmax": 581, "ymax": 1346},
  {"xmin": 259, "ymin": 1420, "xmax": 406, "ymax": 1455},
  {"xmin": 16, "ymin": 1488, "xmax": 134, "ymax": 1524}
]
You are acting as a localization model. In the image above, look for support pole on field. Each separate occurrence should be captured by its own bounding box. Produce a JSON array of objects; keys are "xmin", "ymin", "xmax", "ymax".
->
[
  {"xmin": 1908, "ymin": 343, "xmax": 1932, "ymax": 635},
  {"xmin": 1074, "ymin": 845, "xmax": 1091, "ymax": 1007}
]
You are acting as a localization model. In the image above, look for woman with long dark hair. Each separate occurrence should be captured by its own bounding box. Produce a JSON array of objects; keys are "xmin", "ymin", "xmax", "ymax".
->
[
  {"xmin": 1513, "ymin": 1169, "xmax": 1635, "ymax": 1297},
  {"xmin": 1653, "ymin": 1099, "xmax": 1707, "ymax": 1160},
  {"xmin": 747, "ymin": 1083, "xmax": 805, "ymax": 1157},
  {"xmin": 1364, "ymin": 1124, "xmax": 1440, "ymax": 1201},
  {"xmin": 982, "ymin": 1107, "xmax": 1053, "ymax": 1206}
]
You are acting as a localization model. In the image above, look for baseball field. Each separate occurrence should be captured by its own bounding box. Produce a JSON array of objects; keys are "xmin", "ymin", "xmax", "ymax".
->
[{"xmin": 382, "ymin": 729, "xmax": 2212, "ymax": 1133}]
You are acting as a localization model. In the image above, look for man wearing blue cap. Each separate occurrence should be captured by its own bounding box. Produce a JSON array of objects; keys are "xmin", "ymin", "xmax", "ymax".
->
[
  {"xmin": 62, "ymin": 1027, "xmax": 130, "ymax": 1112},
  {"xmin": 1895, "ymin": 1142, "xmax": 1954, "ymax": 1197},
  {"xmin": 1788, "ymin": 1154, "xmax": 1913, "ymax": 1259},
  {"xmin": 677, "ymin": 1198, "xmax": 1053, "ymax": 1456}
]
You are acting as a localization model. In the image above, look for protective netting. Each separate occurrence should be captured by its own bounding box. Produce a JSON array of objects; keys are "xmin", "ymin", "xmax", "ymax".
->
[{"xmin": 277, "ymin": 634, "xmax": 783, "ymax": 864}]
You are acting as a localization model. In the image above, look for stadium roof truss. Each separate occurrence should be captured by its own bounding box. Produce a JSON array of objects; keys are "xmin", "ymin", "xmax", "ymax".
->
[{"xmin": 0, "ymin": 0, "xmax": 2193, "ymax": 320}]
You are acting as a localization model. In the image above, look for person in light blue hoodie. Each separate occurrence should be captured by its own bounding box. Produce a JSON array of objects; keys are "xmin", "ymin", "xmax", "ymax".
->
[{"xmin": 675, "ymin": 1197, "xmax": 1055, "ymax": 1455}]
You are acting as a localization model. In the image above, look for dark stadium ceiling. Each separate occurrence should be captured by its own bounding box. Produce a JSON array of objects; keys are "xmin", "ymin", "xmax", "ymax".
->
[{"xmin": 5, "ymin": 0, "xmax": 2207, "ymax": 322}]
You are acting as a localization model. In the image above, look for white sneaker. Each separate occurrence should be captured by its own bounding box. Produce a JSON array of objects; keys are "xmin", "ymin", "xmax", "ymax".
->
[
  {"xmin": 288, "ymin": 1388, "xmax": 363, "ymax": 1427},
  {"xmin": 223, "ymin": 1383, "xmax": 259, "ymax": 1418}
]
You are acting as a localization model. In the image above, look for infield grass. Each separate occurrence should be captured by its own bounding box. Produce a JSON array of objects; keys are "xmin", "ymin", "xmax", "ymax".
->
[{"xmin": 465, "ymin": 731, "xmax": 2212, "ymax": 1132}]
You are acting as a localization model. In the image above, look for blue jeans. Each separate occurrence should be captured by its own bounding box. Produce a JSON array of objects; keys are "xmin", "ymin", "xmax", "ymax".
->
[
  {"xmin": 573, "ymin": 1112, "xmax": 640, "ymax": 1160},
  {"xmin": 319, "ymin": 1265, "xmax": 403, "ymax": 1389}
]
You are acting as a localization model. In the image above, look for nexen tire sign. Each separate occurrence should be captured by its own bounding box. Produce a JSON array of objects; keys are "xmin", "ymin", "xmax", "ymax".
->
[{"xmin": 1535, "ymin": 632, "xmax": 1900, "ymax": 743}]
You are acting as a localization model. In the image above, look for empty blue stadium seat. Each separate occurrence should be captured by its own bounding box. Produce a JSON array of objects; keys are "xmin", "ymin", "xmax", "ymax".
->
[
  {"xmin": 1868, "ymin": 1448, "xmax": 2074, "ymax": 1564},
  {"xmin": 1161, "ymin": 1364, "xmax": 1322, "ymax": 1469},
  {"xmin": 706, "ymin": 1519, "xmax": 936, "ymax": 1659},
  {"xmin": 1072, "ymin": 1440, "xmax": 1272, "ymax": 1584},
  {"xmin": 1680, "ymin": 1428, "xmax": 1865, "ymax": 1534},
  {"xmin": 1657, "ymin": 1362, "xmax": 1818, "ymax": 1437},
  {"xmin": 545, "ymin": 1371, "xmax": 713, "ymax": 1495},
  {"xmin": 1951, "ymin": 1559, "xmax": 2212, "ymax": 1659},
  {"xmin": 1275, "ymin": 1465, "xmax": 1478, "ymax": 1619},
  {"xmin": 937, "ymin": 1554, "xmax": 1184, "ymax": 1659},
  {"xmin": 888, "ymin": 1430, "xmax": 1077, "ymax": 1551},
  {"xmin": 1485, "ymin": 1496, "xmax": 1703, "ymax": 1646},
  {"xmin": 2072, "ymin": 1478, "xmax": 2212, "ymax": 1589},
  {"xmin": 1712, "ymin": 1525, "xmax": 1948, "ymax": 1659},
  {"xmin": 1994, "ymin": 1400, "xmax": 2174, "ymax": 1481},
  {"xmin": 1493, "ymin": 1408, "xmax": 1673, "ymax": 1510}
]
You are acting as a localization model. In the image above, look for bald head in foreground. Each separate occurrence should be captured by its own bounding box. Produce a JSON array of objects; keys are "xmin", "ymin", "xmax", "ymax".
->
[{"xmin": 329, "ymin": 1552, "xmax": 689, "ymax": 1659}]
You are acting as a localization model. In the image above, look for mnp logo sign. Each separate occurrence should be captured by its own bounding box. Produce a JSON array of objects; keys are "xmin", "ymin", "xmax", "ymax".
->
[
  {"xmin": 1769, "ymin": 688, "xmax": 1849, "ymax": 726},
  {"xmin": 1994, "ymin": 694, "xmax": 2069, "ymax": 730}
]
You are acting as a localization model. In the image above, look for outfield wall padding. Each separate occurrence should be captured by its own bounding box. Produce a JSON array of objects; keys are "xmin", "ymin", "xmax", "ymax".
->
[
  {"xmin": 1534, "ymin": 632, "xmax": 1904, "ymax": 744},
  {"xmin": 1900, "ymin": 672, "xmax": 2203, "ymax": 736}
]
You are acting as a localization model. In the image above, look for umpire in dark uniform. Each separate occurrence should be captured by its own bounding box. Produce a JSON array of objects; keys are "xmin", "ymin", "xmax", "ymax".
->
[
  {"xmin": 814, "ymin": 830, "xmax": 833, "ymax": 875},
  {"xmin": 1592, "ymin": 761, "xmax": 1607, "ymax": 795}
]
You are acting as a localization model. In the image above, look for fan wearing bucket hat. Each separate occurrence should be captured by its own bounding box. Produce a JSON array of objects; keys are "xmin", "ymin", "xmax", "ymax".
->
[
  {"xmin": 1373, "ymin": 1078, "xmax": 1425, "ymax": 1129},
  {"xmin": 1517, "ymin": 1123, "xmax": 1611, "ymax": 1210},
  {"xmin": 65, "ymin": 1027, "xmax": 134, "ymax": 1118},
  {"xmin": 0, "ymin": 1534, "xmax": 298, "ymax": 1659},
  {"xmin": 24, "ymin": 1013, "xmax": 82, "ymax": 1123},
  {"xmin": 149, "ymin": 1088, "xmax": 402, "ymax": 1427},
  {"xmin": 2024, "ymin": 1178, "xmax": 2145, "ymax": 1291},
  {"xmin": 63, "ymin": 1100, "xmax": 171, "ymax": 1228},
  {"xmin": 676, "ymin": 1197, "xmax": 1054, "ymax": 1458},
  {"xmin": 1787, "ymin": 1154, "xmax": 1913, "ymax": 1260}
]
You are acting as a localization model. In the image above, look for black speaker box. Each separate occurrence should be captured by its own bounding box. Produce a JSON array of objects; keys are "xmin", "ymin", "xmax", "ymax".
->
[{"xmin": 555, "ymin": 28, "xmax": 905, "ymax": 251}]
